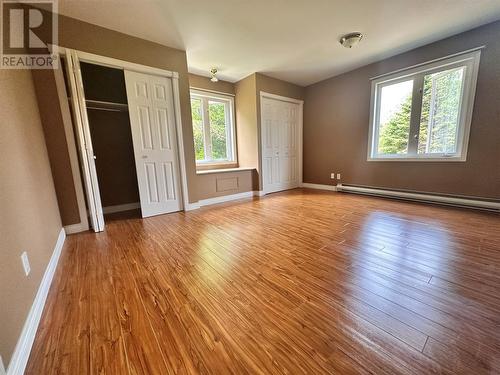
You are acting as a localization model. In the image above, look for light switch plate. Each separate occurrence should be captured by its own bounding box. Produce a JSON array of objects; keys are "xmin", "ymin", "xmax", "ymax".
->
[
  {"xmin": 330, "ymin": 173, "xmax": 335, "ymax": 179},
  {"xmin": 21, "ymin": 251, "xmax": 30, "ymax": 276},
  {"xmin": 337, "ymin": 173, "xmax": 341, "ymax": 180}
]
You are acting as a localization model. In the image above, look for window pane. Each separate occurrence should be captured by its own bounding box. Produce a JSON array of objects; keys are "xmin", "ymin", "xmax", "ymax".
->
[
  {"xmin": 190, "ymin": 98, "xmax": 205, "ymax": 161},
  {"xmin": 208, "ymin": 101, "xmax": 228, "ymax": 160},
  {"xmin": 418, "ymin": 67, "xmax": 464, "ymax": 154},
  {"xmin": 377, "ymin": 80, "xmax": 413, "ymax": 155}
]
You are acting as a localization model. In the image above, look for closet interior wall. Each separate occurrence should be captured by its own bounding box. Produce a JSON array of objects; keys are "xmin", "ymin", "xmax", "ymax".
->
[{"xmin": 79, "ymin": 62, "xmax": 140, "ymax": 210}]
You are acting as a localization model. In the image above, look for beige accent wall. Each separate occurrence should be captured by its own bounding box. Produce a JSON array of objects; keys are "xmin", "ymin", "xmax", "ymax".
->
[
  {"xmin": 235, "ymin": 74, "xmax": 259, "ymax": 171},
  {"xmin": 196, "ymin": 170, "xmax": 258, "ymax": 200},
  {"xmin": 304, "ymin": 21, "xmax": 500, "ymax": 200},
  {"xmin": 190, "ymin": 72, "xmax": 305, "ymax": 197},
  {"xmin": 232, "ymin": 73, "xmax": 306, "ymax": 190},
  {"xmin": 0, "ymin": 70, "xmax": 62, "ymax": 366},
  {"xmin": 188, "ymin": 73, "xmax": 258, "ymax": 198},
  {"xmin": 189, "ymin": 73, "xmax": 235, "ymax": 95},
  {"xmin": 255, "ymin": 73, "xmax": 304, "ymax": 101}
]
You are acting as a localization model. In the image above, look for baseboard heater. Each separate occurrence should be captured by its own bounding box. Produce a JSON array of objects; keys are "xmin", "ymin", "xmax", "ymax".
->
[{"xmin": 335, "ymin": 184, "xmax": 500, "ymax": 212}]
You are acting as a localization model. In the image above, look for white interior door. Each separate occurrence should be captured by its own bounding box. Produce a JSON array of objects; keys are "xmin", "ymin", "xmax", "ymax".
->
[
  {"xmin": 261, "ymin": 96, "xmax": 301, "ymax": 194},
  {"xmin": 124, "ymin": 70, "xmax": 182, "ymax": 217},
  {"xmin": 66, "ymin": 50, "xmax": 105, "ymax": 232},
  {"xmin": 262, "ymin": 97, "xmax": 281, "ymax": 192},
  {"xmin": 280, "ymin": 101, "xmax": 298, "ymax": 184}
]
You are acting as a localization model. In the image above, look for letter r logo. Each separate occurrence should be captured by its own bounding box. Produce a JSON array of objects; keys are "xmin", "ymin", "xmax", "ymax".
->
[{"xmin": 1, "ymin": 0, "xmax": 58, "ymax": 69}]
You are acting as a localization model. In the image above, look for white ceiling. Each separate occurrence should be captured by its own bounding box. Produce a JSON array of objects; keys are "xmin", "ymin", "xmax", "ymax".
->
[{"xmin": 58, "ymin": 0, "xmax": 500, "ymax": 86}]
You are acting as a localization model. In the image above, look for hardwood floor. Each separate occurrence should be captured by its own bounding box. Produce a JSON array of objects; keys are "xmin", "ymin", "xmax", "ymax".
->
[{"xmin": 26, "ymin": 189, "xmax": 500, "ymax": 374}]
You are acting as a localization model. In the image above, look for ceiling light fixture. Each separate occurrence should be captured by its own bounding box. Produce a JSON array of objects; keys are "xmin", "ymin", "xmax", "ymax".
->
[
  {"xmin": 210, "ymin": 67, "xmax": 219, "ymax": 82},
  {"xmin": 339, "ymin": 32, "xmax": 363, "ymax": 48}
]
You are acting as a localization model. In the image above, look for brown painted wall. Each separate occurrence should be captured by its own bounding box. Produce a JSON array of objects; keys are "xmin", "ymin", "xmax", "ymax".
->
[
  {"xmin": 0, "ymin": 70, "xmax": 62, "ymax": 365},
  {"xmin": 33, "ymin": 15, "xmax": 307, "ymax": 223},
  {"xmin": 33, "ymin": 10, "xmax": 199, "ymax": 218},
  {"xmin": 36, "ymin": 12, "xmax": 265, "ymax": 227},
  {"xmin": 304, "ymin": 21, "xmax": 500, "ymax": 199},
  {"xmin": 32, "ymin": 69, "xmax": 81, "ymax": 224}
]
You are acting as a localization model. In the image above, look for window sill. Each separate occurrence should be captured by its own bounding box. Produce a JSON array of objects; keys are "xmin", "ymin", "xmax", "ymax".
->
[
  {"xmin": 367, "ymin": 156, "xmax": 466, "ymax": 162},
  {"xmin": 196, "ymin": 162, "xmax": 238, "ymax": 171},
  {"xmin": 196, "ymin": 167, "xmax": 255, "ymax": 175}
]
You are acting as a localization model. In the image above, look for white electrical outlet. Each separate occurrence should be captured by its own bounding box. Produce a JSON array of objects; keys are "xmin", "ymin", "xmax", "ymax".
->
[
  {"xmin": 330, "ymin": 173, "xmax": 335, "ymax": 179},
  {"xmin": 337, "ymin": 173, "xmax": 341, "ymax": 180},
  {"xmin": 21, "ymin": 251, "xmax": 31, "ymax": 276}
]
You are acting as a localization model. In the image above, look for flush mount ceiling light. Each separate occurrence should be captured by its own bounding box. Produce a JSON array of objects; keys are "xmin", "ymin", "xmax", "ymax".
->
[
  {"xmin": 339, "ymin": 32, "xmax": 363, "ymax": 48},
  {"xmin": 210, "ymin": 67, "xmax": 219, "ymax": 82}
]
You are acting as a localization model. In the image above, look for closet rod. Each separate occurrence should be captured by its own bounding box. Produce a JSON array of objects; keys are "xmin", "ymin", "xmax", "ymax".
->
[
  {"xmin": 86, "ymin": 106, "xmax": 127, "ymax": 112},
  {"xmin": 85, "ymin": 99, "xmax": 129, "ymax": 112}
]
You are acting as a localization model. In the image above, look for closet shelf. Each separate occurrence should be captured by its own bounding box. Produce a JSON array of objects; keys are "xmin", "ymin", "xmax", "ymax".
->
[{"xmin": 85, "ymin": 99, "xmax": 129, "ymax": 112}]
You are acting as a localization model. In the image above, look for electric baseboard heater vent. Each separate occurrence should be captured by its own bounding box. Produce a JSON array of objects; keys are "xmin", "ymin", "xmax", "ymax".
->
[{"xmin": 336, "ymin": 184, "xmax": 499, "ymax": 212}]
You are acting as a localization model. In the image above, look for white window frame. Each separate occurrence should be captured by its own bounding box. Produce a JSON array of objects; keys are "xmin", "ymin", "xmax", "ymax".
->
[
  {"xmin": 367, "ymin": 49, "xmax": 481, "ymax": 162},
  {"xmin": 190, "ymin": 89, "xmax": 236, "ymax": 165}
]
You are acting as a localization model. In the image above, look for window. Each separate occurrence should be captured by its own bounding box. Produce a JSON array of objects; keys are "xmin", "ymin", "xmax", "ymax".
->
[
  {"xmin": 190, "ymin": 89, "xmax": 236, "ymax": 164},
  {"xmin": 368, "ymin": 50, "xmax": 481, "ymax": 161}
]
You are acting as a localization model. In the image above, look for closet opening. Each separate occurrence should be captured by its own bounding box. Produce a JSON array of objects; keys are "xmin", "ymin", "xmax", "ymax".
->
[
  {"xmin": 80, "ymin": 62, "xmax": 141, "ymax": 221},
  {"xmin": 60, "ymin": 48, "xmax": 186, "ymax": 232},
  {"xmin": 62, "ymin": 58, "xmax": 141, "ymax": 223}
]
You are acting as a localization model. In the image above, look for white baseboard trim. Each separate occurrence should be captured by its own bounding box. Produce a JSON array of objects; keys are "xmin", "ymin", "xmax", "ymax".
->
[
  {"xmin": 198, "ymin": 191, "xmax": 256, "ymax": 207},
  {"xmin": 64, "ymin": 221, "xmax": 89, "ymax": 235},
  {"xmin": 102, "ymin": 202, "xmax": 140, "ymax": 214},
  {"xmin": 7, "ymin": 228, "xmax": 66, "ymax": 375},
  {"xmin": 184, "ymin": 202, "xmax": 201, "ymax": 211},
  {"xmin": 300, "ymin": 182, "xmax": 338, "ymax": 191},
  {"xmin": 184, "ymin": 191, "xmax": 262, "ymax": 211},
  {"xmin": 0, "ymin": 356, "xmax": 6, "ymax": 375},
  {"xmin": 337, "ymin": 185, "xmax": 500, "ymax": 211}
]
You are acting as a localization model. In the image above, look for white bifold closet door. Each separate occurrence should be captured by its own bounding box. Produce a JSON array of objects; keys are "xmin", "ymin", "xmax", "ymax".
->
[
  {"xmin": 124, "ymin": 70, "xmax": 182, "ymax": 217},
  {"xmin": 65, "ymin": 50, "xmax": 106, "ymax": 232},
  {"xmin": 261, "ymin": 97, "xmax": 300, "ymax": 194}
]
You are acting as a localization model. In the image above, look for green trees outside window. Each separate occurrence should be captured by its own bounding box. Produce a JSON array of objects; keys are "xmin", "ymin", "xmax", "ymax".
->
[
  {"xmin": 191, "ymin": 98, "xmax": 205, "ymax": 160},
  {"xmin": 190, "ymin": 91, "xmax": 234, "ymax": 163},
  {"xmin": 377, "ymin": 66, "xmax": 465, "ymax": 156},
  {"xmin": 208, "ymin": 101, "xmax": 228, "ymax": 160}
]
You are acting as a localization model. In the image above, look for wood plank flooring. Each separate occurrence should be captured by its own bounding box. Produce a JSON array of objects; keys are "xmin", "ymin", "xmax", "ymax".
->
[{"xmin": 26, "ymin": 189, "xmax": 500, "ymax": 374}]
